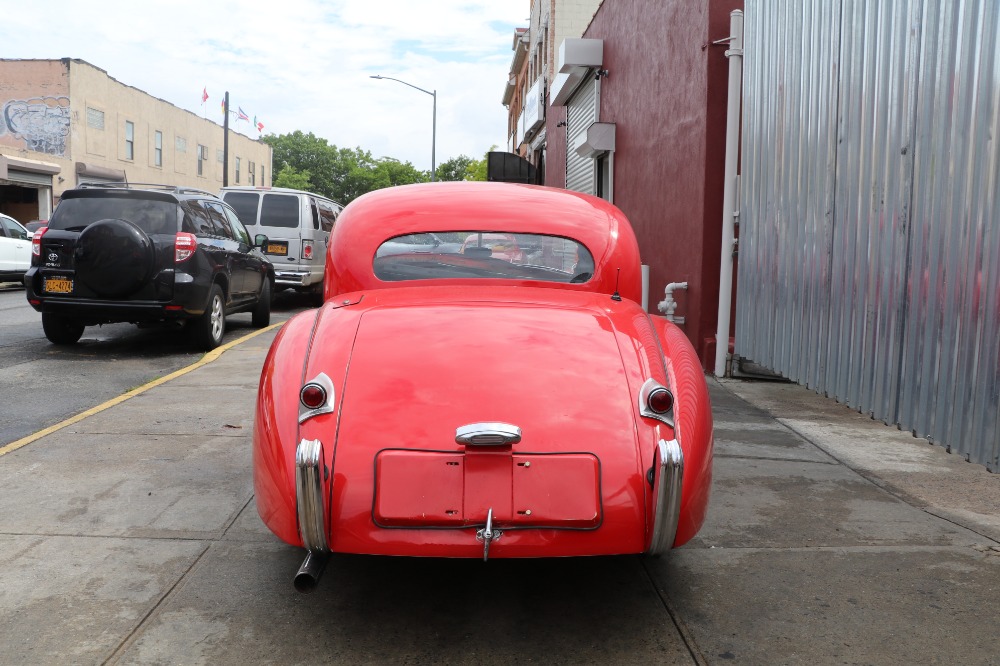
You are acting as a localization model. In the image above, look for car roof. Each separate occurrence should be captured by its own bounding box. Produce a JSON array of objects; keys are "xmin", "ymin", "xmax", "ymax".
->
[
  {"xmin": 62, "ymin": 183, "xmax": 221, "ymax": 203},
  {"xmin": 325, "ymin": 182, "xmax": 643, "ymax": 302}
]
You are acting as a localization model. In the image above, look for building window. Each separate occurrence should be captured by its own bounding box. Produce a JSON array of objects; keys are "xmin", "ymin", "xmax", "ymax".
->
[
  {"xmin": 175, "ymin": 136, "xmax": 187, "ymax": 152},
  {"xmin": 197, "ymin": 144, "xmax": 207, "ymax": 176},
  {"xmin": 249, "ymin": 161, "xmax": 256, "ymax": 185},
  {"xmin": 154, "ymin": 131, "xmax": 163, "ymax": 167},
  {"xmin": 87, "ymin": 107, "xmax": 105, "ymax": 130},
  {"xmin": 125, "ymin": 121, "xmax": 134, "ymax": 160},
  {"xmin": 235, "ymin": 157, "xmax": 241, "ymax": 184},
  {"xmin": 216, "ymin": 149, "xmax": 224, "ymax": 163}
]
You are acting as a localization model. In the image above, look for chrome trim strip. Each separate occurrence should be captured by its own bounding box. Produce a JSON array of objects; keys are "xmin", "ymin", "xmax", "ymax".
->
[
  {"xmin": 455, "ymin": 422, "xmax": 522, "ymax": 446},
  {"xmin": 298, "ymin": 371, "xmax": 336, "ymax": 424},
  {"xmin": 647, "ymin": 438, "xmax": 684, "ymax": 555},
  {"xmin": 295, "ymin": 438, "xmax": 330, "ymax": 553},
  {"xmin": 638, "ymin": 378, "xmax": 675, "ymax": 427}
]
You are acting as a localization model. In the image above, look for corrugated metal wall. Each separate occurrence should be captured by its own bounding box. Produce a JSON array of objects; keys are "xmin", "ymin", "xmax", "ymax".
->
[{"xmin": 737, "ymin": 0, "xmax": 1000, "ymax": 470}]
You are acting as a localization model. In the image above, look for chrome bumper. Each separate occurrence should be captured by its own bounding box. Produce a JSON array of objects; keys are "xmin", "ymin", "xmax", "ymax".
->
[
  {"xmin": 294, "ymin": 438, "xmax": 330, "ymax": 592},
  {"xmin": 296, "ymin": 438, "xmax": 330, "ymax": 552},
  {"xmin": 647, "ymin": 438, "xmax": 684, "ymax": 555}
]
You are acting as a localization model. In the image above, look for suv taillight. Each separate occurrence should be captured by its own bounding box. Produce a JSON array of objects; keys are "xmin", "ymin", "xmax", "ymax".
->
[
  {"xmin": 175, "ymin": 232, "xmax": 197, "ymax": 262},
  {"xmin": 31, "ymin": 226, "xmax": 47, "ymax": 259},
  {"xmin": 302, "ymin": 240, "xmax": 314, "ymax": 260}
]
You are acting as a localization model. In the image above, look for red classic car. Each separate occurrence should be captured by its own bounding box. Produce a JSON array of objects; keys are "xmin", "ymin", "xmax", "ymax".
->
[{"xmin": 253, "ymin": 182, "xmax": 713, "ymax": 592}]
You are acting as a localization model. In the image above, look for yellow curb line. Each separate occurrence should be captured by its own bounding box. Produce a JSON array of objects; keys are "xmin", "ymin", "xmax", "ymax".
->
[{"xmin": 0, "ymin": 322, "xmax": 282, "ymax": 458}]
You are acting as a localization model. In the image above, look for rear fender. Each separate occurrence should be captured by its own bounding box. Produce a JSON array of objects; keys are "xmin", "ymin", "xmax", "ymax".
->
[
  {"xmin": 253, "ymin": 309, "xmax": 318, "ymax": 545},
  {"xmin": 648, "ymin": 316, "xmax": 713, "ymax": 547}
]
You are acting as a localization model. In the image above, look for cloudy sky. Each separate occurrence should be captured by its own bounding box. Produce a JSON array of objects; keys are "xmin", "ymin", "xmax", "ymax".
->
[{"xmin": 5, "ymin": 0, "xmax": 528, "ymax": 173}]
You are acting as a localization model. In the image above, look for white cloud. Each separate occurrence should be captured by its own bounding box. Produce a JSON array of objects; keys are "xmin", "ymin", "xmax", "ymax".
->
[{"xmin": 5, "ymin": 0, "xmax": 528, "ymax": 172}]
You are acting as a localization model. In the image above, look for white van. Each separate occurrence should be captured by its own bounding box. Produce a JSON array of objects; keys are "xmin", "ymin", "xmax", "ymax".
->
[{"xmin": 220, "ymin": 186, "xmax": 342, "ymax": 298}]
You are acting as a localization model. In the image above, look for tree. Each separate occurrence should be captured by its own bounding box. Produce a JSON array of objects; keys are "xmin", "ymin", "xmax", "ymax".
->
[
  {"xmin": 273, "ymin": 164, "xmax": 312, "ymax": 191},
  {"xmin": 436, "ymin": 155, "xmax": 476, "ymax": 182},
  {"xmin": 465, "ymin": 146, "xmax": 498, "ymax": 182},
  {"xmin": 263, "ymin": 130, "xmax": 499, "ymax": 204}
]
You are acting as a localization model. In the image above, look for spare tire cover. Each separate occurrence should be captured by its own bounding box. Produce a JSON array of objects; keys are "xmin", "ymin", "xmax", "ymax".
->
[{"xmin": 75, "ymin": 218, "xmax": 156, "ymax": 298}]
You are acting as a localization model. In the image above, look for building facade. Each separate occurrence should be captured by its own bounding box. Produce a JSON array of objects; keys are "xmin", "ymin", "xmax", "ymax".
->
[
  {"xmin": 506, "ymin": 0, "xmax": 741, "ymax": 368},
  {"xmin": 503, "ymin": 0, "xmax": 603, "ymax": 182},
  {"xmin": 0, "ymin": 59, "xmax": 271, "ymax": 223}
]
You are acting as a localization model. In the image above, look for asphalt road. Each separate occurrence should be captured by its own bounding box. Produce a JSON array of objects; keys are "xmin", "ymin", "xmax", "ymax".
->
[{"xmin": 0, "ymin": 283, "xmax": 309, "ymax": 446}]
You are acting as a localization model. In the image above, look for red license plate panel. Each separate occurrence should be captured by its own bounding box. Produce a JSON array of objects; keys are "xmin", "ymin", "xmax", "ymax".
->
[
  {"xmin": 374, "ymin": 450, "xmax": 464, "ymax": 526},
  {"xmin": 511, "ymin": 453, "xmax": 601, "ymax": 528},
  {"xmin": 373, "ymin": 450, "xmax": 601, "ymax": 529}
]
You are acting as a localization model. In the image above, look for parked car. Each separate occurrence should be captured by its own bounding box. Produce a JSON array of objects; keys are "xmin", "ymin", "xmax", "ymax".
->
[
  {"xmin": 253, "ymin": 182, "xmax": 714, "ymax": 593},
  {"xmin": 220, "ymin": 186, "xmax": 342, "ymax": 301},
  {"xmin": 0, "ymin": 214, "xmax": 31, "ymax": 283},
  {"xmin": 24, "ymin": 220, "xmax": 47, "ymax": 237},
  {"xmin": 374, "ymin": 231, "xmax": 462, "ymax": 257},
  {"xmin": 24, "ymin": 183, "xmax": 274, "ymax": 349}
]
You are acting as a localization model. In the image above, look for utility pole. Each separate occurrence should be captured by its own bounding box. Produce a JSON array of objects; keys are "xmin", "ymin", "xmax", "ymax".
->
[{"xmin": 223, "ymin": 91, "xmax": 230, "ymax": 187}]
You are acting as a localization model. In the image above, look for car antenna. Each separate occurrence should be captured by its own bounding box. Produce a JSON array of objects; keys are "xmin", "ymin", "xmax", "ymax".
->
[{"xmin": 611, "ymin": 268, "xmax": 622, "ymax": 301}]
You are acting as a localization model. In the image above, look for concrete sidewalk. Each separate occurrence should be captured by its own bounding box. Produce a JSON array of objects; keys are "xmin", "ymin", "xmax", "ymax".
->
[{"xmin": 0, "ymin": 327, "xmax": 998, "ymax": 665}]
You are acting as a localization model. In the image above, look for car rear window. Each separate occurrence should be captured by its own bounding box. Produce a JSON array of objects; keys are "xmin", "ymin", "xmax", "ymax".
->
[
  {"xmin": 373, "ymin": 232, "xmax": 594, "ymax": 283},
  {"xmin": 259, "ymin": 193, "xmax": 300, "ymax": 229},
  {"xmin": 47, "ymin": 196, "xmax": 180, "ymax": 235},
  {"xmin": 223, "ymin": 192, "xmax": 261, "ymax": 228}
]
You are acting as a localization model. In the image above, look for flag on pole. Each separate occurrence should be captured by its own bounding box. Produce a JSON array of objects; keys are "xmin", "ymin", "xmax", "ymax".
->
[
  {"xmin": 201, "ymin": 87, "xmax": 209, "ymax": 104},
  {"xmin": 254, "ymin": 116, "xmax": 264, "ymax": 133},
  {"xmin": 221, "ymin": 99, "xmax": 226, "ymax": 116},
  {"xmin": 237, "ymin": 107, "xmax": 249, "ymax": 122}
]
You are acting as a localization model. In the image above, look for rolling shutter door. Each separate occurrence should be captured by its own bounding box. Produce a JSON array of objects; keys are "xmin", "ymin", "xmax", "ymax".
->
[
  {"xmin": 6, "ymin": 169, "xmax": 52, "ymax": 186},
  {"xmin": 565, "ymin": 78, "xmax": 597, "ymax": 195}
]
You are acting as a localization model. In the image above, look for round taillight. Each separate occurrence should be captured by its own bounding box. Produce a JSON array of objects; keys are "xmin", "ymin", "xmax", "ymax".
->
[
  {"xmin": 300, "ymin": 383, "xmax": 327, "ymax": 409},
  {"xmin": 647, "ymin": 387, "xmax": 674, "ymax": 414}
]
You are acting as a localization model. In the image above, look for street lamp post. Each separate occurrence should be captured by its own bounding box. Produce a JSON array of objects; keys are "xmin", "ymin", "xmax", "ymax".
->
[{"xmin": 370, "ymin": 75, "xmax": 437, "ymax": 182}]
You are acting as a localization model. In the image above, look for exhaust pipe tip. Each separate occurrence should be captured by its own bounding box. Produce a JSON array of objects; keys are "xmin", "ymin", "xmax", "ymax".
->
[{"xmin": 294, "ymin": 550, "xmax": 329, "ymax": 594}]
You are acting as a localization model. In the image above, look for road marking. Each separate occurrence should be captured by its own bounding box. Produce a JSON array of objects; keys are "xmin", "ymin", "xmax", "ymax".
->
[{"xmin": 0, "ymin": 323, "xmax": 282, "ymax": 458}]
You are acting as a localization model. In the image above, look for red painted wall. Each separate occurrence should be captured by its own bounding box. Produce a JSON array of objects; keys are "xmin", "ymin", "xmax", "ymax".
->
[{"xmin": 544, "ymin": 0, "xmax": 742, "ymax": 368}]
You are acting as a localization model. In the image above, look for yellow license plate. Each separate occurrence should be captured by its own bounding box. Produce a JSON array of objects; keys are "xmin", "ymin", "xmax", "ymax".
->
[
  {"xmin": 267, "ymin": 243, "xmax": 287, "ymax": 255},
  {"xmin": 44, "ymin": 277, "xmax": 73, "ymax": 294}
]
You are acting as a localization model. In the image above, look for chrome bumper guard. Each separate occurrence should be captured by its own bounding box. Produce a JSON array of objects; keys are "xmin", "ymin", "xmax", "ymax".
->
[
  {"xmin": 296, "ymin": 438, "xmax": 330, "ymax": 552},
  {"xmin": 294, "ymin": 438, "xmax": 330, "ymax": 592},
  {"xmin": 647, "ymin": 438, "xmax": 684, "ymax": 556}
]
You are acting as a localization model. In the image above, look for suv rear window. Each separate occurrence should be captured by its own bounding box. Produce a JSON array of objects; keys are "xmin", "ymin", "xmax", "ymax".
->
[
  {"xmin": 259, "ymin": 193, "xmax": 300, "ymax": 228},
  {"xmin": 223, "ymin": 192, "xmax": 261, "ymax": 228},
  {"xmin": 48, "ymin": 196, "xmax": 180, "ymax": 235}
]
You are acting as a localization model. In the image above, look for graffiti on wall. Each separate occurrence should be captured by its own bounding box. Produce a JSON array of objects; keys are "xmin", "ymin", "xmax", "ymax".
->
[{"xmin": 0, "ymin": 96, "xmax": 71, "ymax": 156}]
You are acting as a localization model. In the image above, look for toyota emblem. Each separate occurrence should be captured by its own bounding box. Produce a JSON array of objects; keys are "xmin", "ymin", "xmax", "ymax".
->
[{"xmin": 47, "ymin": 251, "xmax": 60, "ymax": 263}]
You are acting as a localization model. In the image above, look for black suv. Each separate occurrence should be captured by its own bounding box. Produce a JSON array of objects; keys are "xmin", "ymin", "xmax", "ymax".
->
[{"xmin": 25, "ymin": 183, "xmax": 274, "ymax": 350}]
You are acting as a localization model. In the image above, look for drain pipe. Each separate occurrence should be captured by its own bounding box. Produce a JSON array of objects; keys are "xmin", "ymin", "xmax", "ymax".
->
[{"xmin": 713, "ymin": 9, "xmax": 744, "ymax": 377}]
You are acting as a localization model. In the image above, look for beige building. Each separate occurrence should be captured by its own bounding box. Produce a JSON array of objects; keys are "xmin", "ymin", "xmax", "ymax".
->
[
  {"xmin": 0, "ymin": 58, "xmax": 271, "ymax": 223},
  {"xmin": 503, "ymin": 0, "xmax": 603, "ymax": 180}
]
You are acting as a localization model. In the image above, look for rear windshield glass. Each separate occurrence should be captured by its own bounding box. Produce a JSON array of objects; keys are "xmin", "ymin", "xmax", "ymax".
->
[
  {"xmin": 259, "ymin": 193, "xmax": 300, "ymax": 228},
  {"xmin": 48, "ymin": 196, "xmax": 179, "ymax": 235},
  {"xmin": 373, "ymin": 232, "xmax": 594, "ymax": 283},
  {"xmin": 223, "ymin": 192, "xmax": 261, "ymax": 228}
]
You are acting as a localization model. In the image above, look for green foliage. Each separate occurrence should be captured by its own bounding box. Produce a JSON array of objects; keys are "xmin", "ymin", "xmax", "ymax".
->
[
  {"xmin": 273, "ymin": 164, "xmax": 312, "ymax": 191},
  {"xmin": 436, "ymin": 155, "xmax": 475, "ymax": 182},
  {"xmin": 263, "ymin": 132, "xmax": 494, "ymax": 204},
  {"xmin": 466, "ymin": 145, "xmax": 497, "ymax": 182}
]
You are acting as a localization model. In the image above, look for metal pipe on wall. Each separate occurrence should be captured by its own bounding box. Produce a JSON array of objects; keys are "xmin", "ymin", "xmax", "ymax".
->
[{"xmin": 714, "ymin": 10, "xmax": 744, "ymax": 377}]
